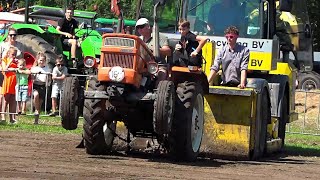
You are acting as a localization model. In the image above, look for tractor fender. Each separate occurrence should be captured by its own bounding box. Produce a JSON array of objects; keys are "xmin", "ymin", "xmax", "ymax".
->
[
  {"xmin": 12, "ymin": 24, "xmax": 60, "ymax": 35},
  {"xmin": 170, "ymin": 67, "xmax": 209, "ymax": 94},
  {"xmin": 265, "ymin": 75, "xmax": 289, "ymax": 118}
]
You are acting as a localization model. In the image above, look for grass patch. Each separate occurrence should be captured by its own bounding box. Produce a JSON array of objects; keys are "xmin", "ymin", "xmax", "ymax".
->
[
  {"xmin": 285, "ymin": 133, "xmax": 320, "ymax": 157},
  {"xmin": 0, "ymin": 115, "xmax": 83, "ymax": 134}
]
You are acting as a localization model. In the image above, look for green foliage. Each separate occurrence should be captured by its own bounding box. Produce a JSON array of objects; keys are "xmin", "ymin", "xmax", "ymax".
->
[{"xmin": 307, "ymin": 0, "xmax": 320, "ymax": 51}]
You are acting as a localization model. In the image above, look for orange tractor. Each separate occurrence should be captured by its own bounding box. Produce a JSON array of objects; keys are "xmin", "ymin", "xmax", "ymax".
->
[{"xmin": 83, "ymin": 27, "xmax": 209, "ymax": 161}]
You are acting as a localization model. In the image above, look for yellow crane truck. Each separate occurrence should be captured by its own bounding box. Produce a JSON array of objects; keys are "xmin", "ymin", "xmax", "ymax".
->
[{"xmin": 78, "ymin": 0, "xmax": 309, "ymax": 161}]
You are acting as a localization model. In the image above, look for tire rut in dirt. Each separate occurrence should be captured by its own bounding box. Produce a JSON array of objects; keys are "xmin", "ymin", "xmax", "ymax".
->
[
  {"xmin": 169, "ymin": 81, "xmax": 204, "ymax": 161},
  {"xmin": 153, "ymin": 80, "xmax": 175, "ymax": 135},
  {"xmin": 61, "ymin": 77, "xmax": 80, "ymax": 130},
  {"xmin": 83, "ymin": 77, "xmax": 108, "ymax": 155},
  {"xmin": 16, "ymin": 34, "xmax": 59, "ymax": 68}
]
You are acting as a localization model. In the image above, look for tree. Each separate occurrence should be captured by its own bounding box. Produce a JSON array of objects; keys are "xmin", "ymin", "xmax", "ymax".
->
[{"xmin": 307, "ymin": 0, "xmax": 320, "ymax": 51}]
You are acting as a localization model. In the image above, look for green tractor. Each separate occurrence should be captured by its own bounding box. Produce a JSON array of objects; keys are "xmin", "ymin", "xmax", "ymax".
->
[{"xmin": 0, "ymin": 2, "xmax": 102, "ymax": 127}]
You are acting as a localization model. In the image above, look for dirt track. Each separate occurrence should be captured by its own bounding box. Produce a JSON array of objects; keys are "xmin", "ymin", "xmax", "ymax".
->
[{"xmin": 0, "ymin": 131, "xmax": 320, "ymax": 180}]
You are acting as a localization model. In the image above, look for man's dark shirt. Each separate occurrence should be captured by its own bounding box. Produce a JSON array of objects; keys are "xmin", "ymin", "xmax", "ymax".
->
[
  {"xmin": 173, "ymin": 31, "xmax": 202, "ymax": 67},
  {"xmin": 58, "ymin": 18, "xmax": 78, "ymax": 40},
  {"xmin": 181, "ymin": 31, "xmax": 202, "ymax": 58}
]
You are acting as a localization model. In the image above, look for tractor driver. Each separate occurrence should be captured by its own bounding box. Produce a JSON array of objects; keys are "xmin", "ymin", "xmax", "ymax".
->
[
  {"xmin": 207, "ymin": 26, "xmax": 249, "ymax": 89},
  {"xmin": 56, "ymin": 6, "xmax": 79, "ymax": 68},
  {"xmin": 135, "ymin": 18, "xmax": 172, "ymax": 82}
]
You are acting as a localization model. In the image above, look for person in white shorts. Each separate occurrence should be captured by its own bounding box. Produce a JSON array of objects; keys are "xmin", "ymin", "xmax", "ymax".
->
[{"xmin": 49, "ymin": 57, "xmax": 68, "ymax": 116}]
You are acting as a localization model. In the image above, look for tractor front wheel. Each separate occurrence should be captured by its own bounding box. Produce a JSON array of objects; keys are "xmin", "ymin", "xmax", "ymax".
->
[
  {"xmin": 169, "ymin": 82, "xmax": 204, "ymax": 161},
  {"xmin": 83, "ymin": 77, "xmax": 115, "ymax": 154},
  {"xmin": 61, "ymin": 76, "xmax": 80, "ymax": 130},
  {"xmin": 153, "ymin": 80, "xmax": 175, "ymax": 135}
]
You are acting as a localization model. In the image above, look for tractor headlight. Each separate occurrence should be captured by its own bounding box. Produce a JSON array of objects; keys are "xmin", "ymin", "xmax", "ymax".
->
[
  {"xmin": 84, "ymin": 56, "xmax": 96, "ymax": 68},
  {"xmin": 109, "ymin": 66, "xmax": 125, "ymax": 82},
  {"xmin": 147, "ymin": 62, "xmax": 158, "ymax": 75}
]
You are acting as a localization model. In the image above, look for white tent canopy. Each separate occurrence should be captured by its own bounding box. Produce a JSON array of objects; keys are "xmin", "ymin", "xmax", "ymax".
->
[{"xmin": 0, "ymin": 12, "xmax": 25, "ymax": 23}]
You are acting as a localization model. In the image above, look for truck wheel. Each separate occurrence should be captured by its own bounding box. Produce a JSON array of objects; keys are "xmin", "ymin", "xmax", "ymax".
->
[
  {"xmin": 298, "ymin": 73, "xmax": 320, "ymax": 91},
  {"xmin": 252, "ymin": 87, "xmax": 270, "ymax": 160},
  {"xmin": 61, "ymin": 76, "xmax": 80, "ymax": 130},
  {"xmin": 83, "ymin": 77, "xmax": 114, "ymax": 154},
  {"xmin": 169, "ymin": 82, "xmax": 204, "ymax": 161},
  {"xmin": 278, "ymin": 94, "xmax": 288, "ymax": 151},
  {"xmin": 16, "ymin": 34, "xmax": 59, "ymax": 69},
  {"xmin": 153, "ymin": 80, "xmax": 175, "ymax": 135}
]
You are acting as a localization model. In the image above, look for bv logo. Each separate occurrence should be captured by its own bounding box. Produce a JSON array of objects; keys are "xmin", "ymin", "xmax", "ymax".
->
[{"xmin": 251, "ymin": 59, "xmax": 263, "ymax": 67}]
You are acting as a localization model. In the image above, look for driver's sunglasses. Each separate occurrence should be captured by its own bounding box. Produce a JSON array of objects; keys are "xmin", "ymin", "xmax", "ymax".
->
[
  {"xmin": 225, "ymin": 35, "xmax": 235, "ymax": 39},
  {"xmin": 9, "ymin": 34, "xmax": 17, "ymax": 37},
  {"xmin": 136, "ymin": 24, "xmax": 147, "ymax": 29},
  {"xmin": 56, "ymin": 64, "xmax": 64, "ymax": 66}
]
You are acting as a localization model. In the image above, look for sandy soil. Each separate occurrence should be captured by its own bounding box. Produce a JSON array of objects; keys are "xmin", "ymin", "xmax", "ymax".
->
[{"xmin": 0, "ymin": 130, "xmax": 319, "ymax": 180}]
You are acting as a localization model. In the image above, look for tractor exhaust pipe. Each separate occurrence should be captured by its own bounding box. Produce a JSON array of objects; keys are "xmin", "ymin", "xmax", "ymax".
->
[{"xmin": 24, "ymin": 0, "xmax": 29, "ymax": 24}]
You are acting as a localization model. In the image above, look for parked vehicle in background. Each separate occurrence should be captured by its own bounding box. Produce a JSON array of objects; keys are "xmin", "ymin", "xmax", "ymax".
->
[
  {"xmin": 1, "ymin": 1, "xmax": 102, "ymax": 126},
  {"xmin": 94, "ymin": 18, "xmax": 136, "ymax": 34}
]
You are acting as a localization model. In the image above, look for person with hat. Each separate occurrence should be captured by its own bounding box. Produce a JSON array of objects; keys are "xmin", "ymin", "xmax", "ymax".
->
[
  {"xmin": 135, "ymin": 18, "xmax": 171, "ymax": 58},
  {"xmin": 135, "ymin": 18, "xmax": 171, "ymax": 83}
]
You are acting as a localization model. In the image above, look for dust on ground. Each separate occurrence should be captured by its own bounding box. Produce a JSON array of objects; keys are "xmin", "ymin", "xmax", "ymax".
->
[{"xmin": 0, "ymin": 131, "xmax": 319, "ymax": 180}]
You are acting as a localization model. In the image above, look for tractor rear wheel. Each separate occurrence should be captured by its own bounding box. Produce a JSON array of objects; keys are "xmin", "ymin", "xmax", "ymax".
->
[
  {"xmin": 83, "ymin": 77, "xmax": 115, "ymax": 154},
  {"xmin": 16, "ymin": 34, "xmax": 59, "ymax": 69},
  {"xmin": 251, "ymin": 87, "xmax": 270, "ymax": 160},
  {"xmin": 153, "ymin": 80, "xmax": 175, "ymax": 135},
  {"xmin": 169, "ymin": 82, "xmax": 204, "ymax": 161},
  {"xmin": 61, "ymin": 76, "xmax": 80, "ymax": 130},
  {"xmin": 278, "ymin": 94, "xmax": 288, "ymax": 151}
]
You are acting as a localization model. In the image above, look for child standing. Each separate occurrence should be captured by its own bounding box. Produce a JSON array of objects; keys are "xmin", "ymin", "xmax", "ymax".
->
[
  {"xmin": 1, "ymin": 47, "xmax": 18, "ymax": 124},
  {"xmin": 49, "ymin": 58, "xmax": 68, "ymax": 116},
  {"xmin": 15, "ymin": 59, "xmax": 31, "ymax": 115},
  {"xmin": 31, "ymin": 52, "xmax": 51, "ymax": 124}
]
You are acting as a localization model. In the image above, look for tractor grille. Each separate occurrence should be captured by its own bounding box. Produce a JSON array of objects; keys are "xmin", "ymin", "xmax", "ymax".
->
[
  {"xmin": 104, "ymin": 37, "xmax": 135, "ymax": 47},
  {"xmin": 103, "ymin": 53, "xmax": 134, "ymax": 69}
]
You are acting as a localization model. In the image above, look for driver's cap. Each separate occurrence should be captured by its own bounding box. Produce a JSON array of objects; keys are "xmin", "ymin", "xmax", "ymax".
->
[{"xmin": 135, "ymin": 18, "xmax": 149, "ymax": 27}]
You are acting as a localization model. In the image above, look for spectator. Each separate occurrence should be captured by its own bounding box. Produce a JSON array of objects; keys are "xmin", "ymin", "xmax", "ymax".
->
[
  {"xmin": 0, "ymin": 27, "xmax": 24, "ymax": 124},
  {"xmin": 31, "ymin": 52, "xmax": 51, "ymax": 124},
  {"xmin": 1, "ymin": 47, "xmax": 18, "ymax": 124},
  {"xmin": 15, "ymin": 59, "xmax": 31, "ymax": 115},
  {"xmin": 48, "ymin": 58, "xmax": 68, "ymax": 116},
  {"xmin": 0, "ymin": 28, "xmax": 24, "ymax": 59},
  {"xmin": 56, "ymin": 6, "xmax": 79, "ymax": 67},
  {"xmin": 173, "ymin": 19, "xmax": 208, "ymax": 67}
]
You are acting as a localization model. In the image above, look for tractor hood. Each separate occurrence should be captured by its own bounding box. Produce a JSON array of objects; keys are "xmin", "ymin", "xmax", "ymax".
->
[{"xmin": 77, "ymin": 29, "xmax": 102, "ymax": 57}]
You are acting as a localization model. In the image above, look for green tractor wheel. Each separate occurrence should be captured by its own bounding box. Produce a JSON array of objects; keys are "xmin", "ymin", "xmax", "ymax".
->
[{"xmin": 16, "ymin": 34, "xmax": 59, "ymax": 69}]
